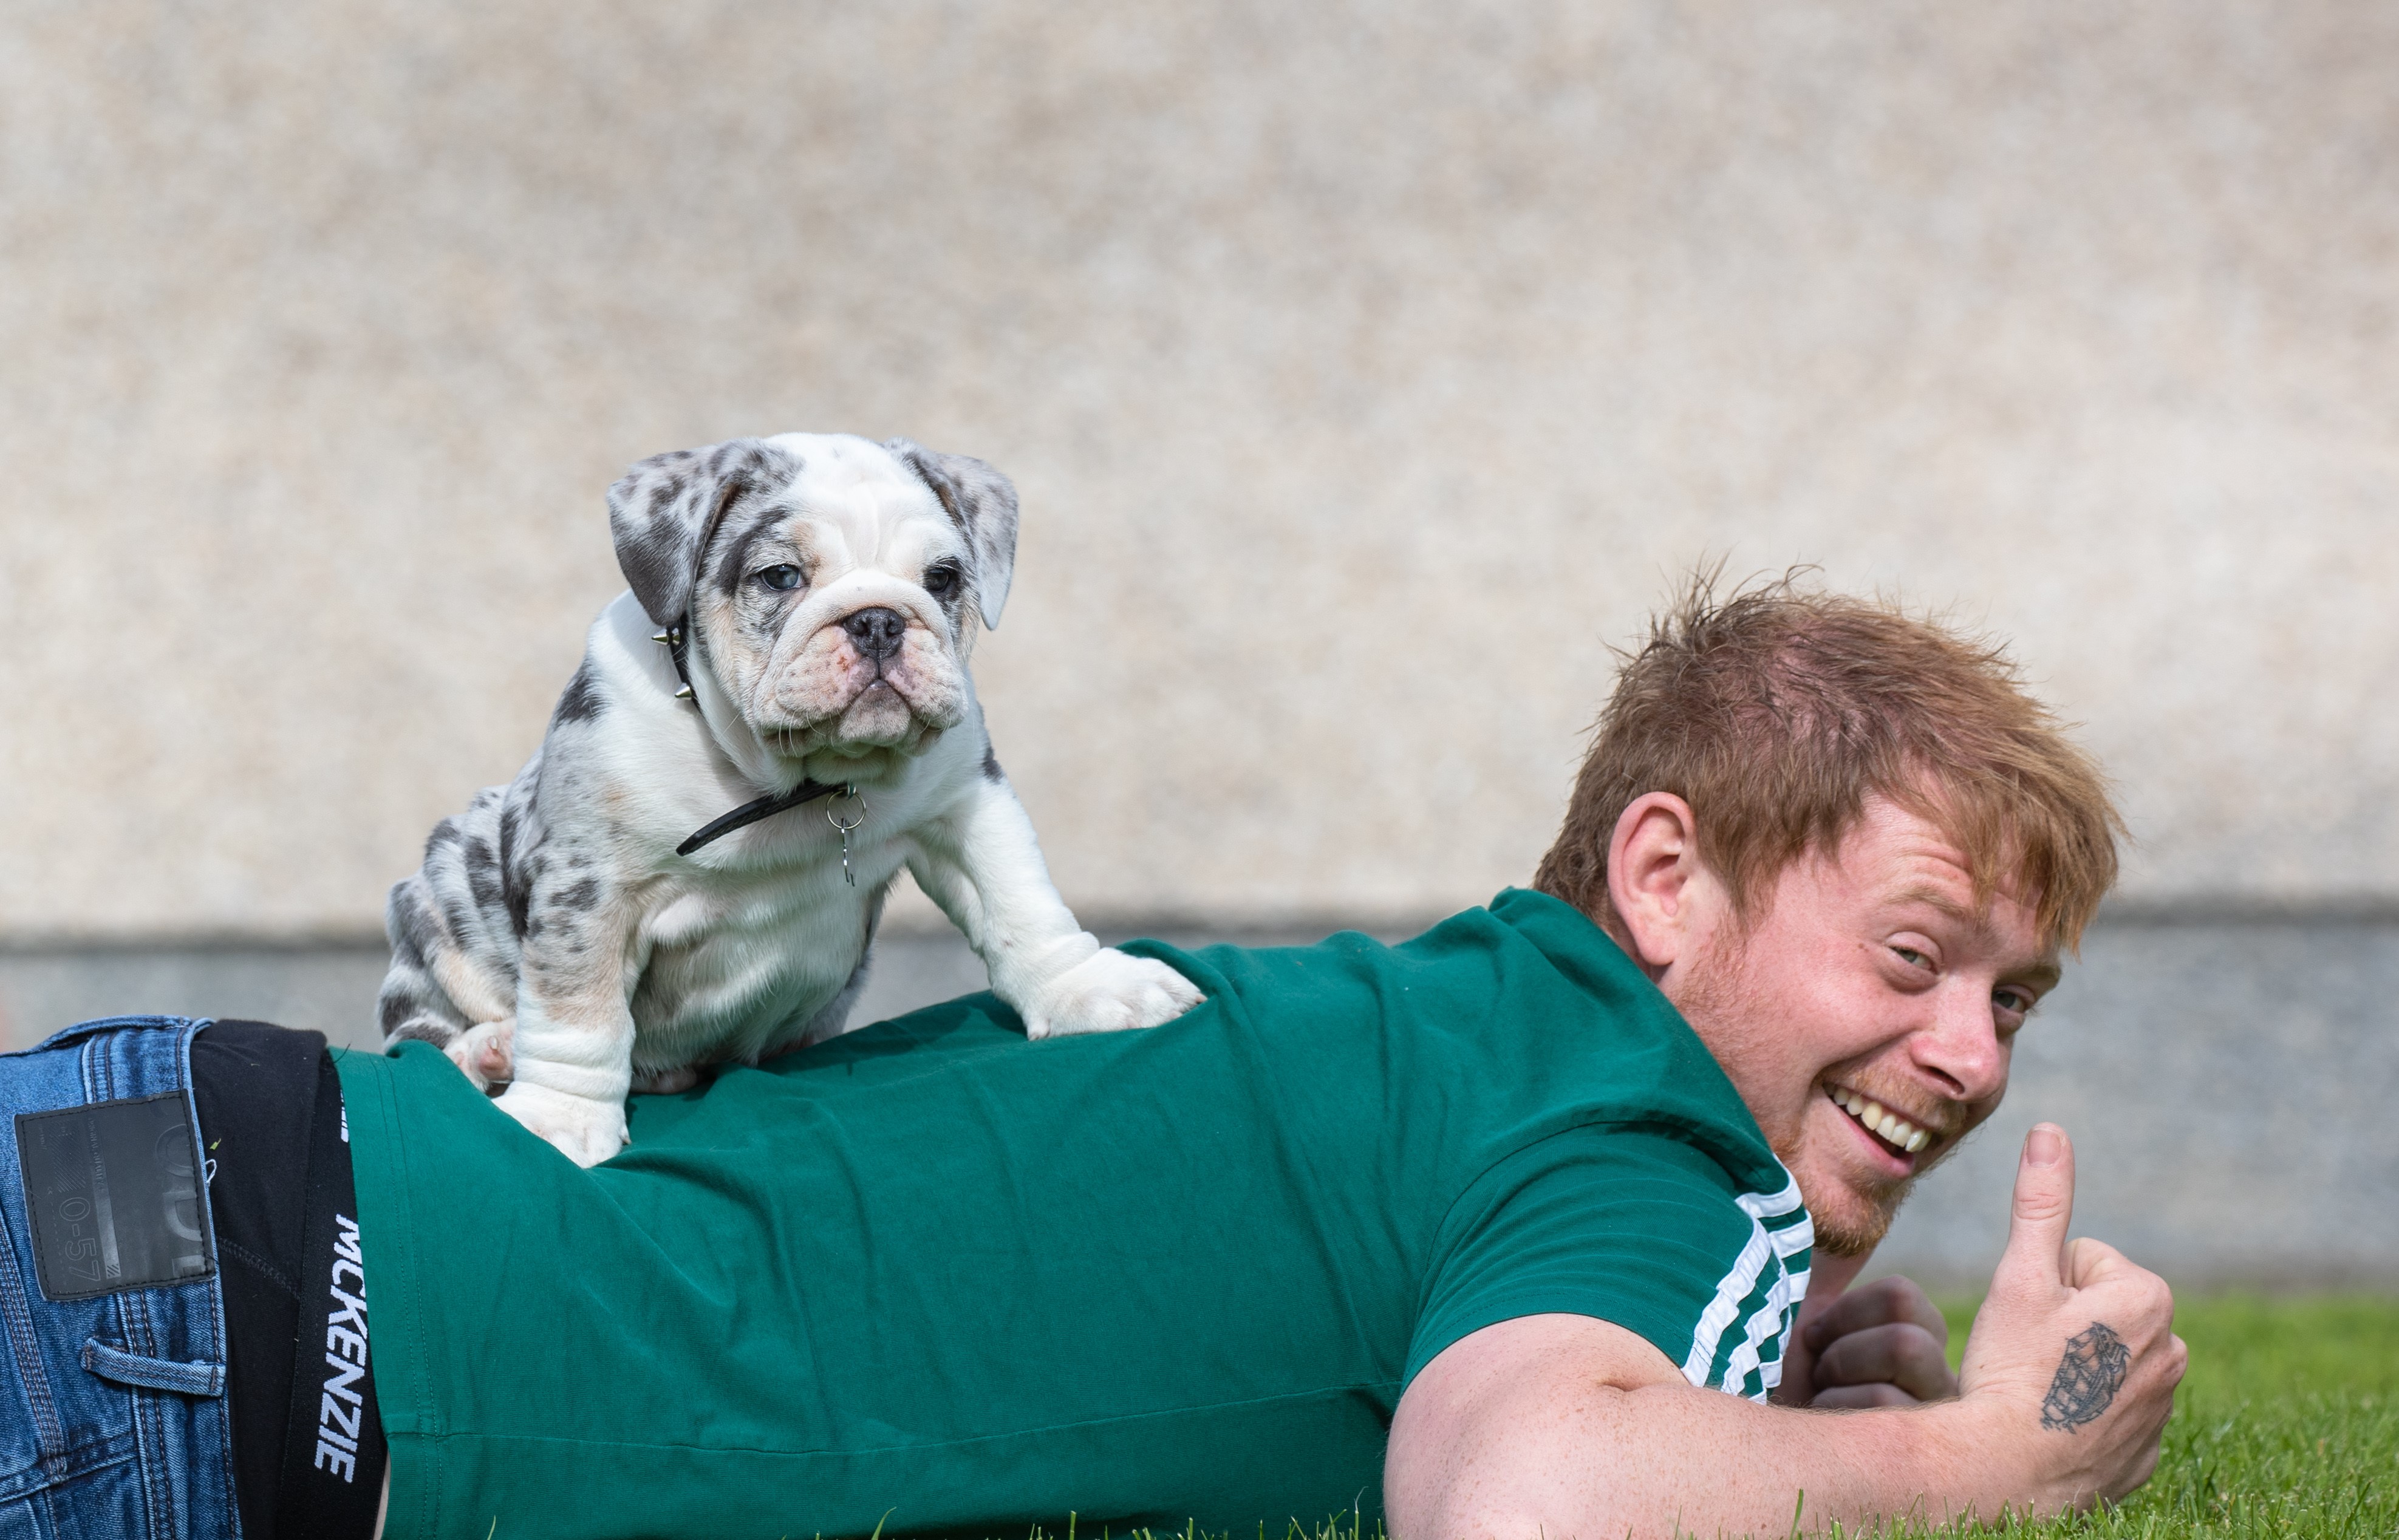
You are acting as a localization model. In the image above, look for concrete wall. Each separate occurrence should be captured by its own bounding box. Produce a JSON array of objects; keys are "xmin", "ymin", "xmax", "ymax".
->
[
  {"xmin": 5, "ymin": 1, "xmax": 2397, "ymax": 939},
  {"xmin": 2, "ymin": 4, "xmax": 2392, "ymax": 1282}
]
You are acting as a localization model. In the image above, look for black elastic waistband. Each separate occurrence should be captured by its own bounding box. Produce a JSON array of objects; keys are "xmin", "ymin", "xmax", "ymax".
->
[{"xmin": 191, "ymin": 1020, "xmax": 384, "ymax": 1540}]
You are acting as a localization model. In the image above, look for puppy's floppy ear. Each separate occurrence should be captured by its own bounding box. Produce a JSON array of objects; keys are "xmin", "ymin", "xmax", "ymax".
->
[
  {"xmin": 607, "ymin": 440, "xmax": 795, "ymax": 627},
  {"xmin": 884, "ymin": 438, "xmax": 1019, "ymax": 629}
]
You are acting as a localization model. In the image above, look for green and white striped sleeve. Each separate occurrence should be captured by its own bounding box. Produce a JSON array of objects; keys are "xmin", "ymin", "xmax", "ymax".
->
[
  {"xmin": 1408, "ymin": 1126, "xmax": 1812, "ymax": 1400},
  {"xmin": 1679, "ymin": 1173, "xmax": 1814, "ymax": 1400}
]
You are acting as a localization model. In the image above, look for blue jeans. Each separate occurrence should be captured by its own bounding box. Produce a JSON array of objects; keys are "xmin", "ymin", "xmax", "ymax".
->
[{"xmin": 0, "ymin": 1016, "xmax": 241, "ymax": 1538}]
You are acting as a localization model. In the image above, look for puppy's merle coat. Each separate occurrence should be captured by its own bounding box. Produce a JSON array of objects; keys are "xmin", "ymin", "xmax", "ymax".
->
[{"xmin": 378, "ymin": 433, "xmax": 1201, "ymax": 1165}]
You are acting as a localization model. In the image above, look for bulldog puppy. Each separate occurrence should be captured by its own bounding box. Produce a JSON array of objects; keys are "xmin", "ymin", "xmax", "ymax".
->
[{"xmin": 377, "ymin": 432, "xmax": 1202, "ymax": 1166}]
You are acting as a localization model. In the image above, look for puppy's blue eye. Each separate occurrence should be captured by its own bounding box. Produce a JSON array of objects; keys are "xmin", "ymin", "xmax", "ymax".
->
[
  {"xmin": 923, "ymin": 563, "xmax": 962, "ymax": 598},
  {"xmin": 756, "ymin": 565, "xmax": 804, "ymax": 592}
]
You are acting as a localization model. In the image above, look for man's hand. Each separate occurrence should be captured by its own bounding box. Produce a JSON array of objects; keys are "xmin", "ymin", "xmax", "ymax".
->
[
  {"xmin": 1952, "ymin": 1123, "xmax": 2187, "ymax": 1510},
  {"xmin": 1778, "ymin": 1273, "xmax": 1959, "ymax": 1408}
]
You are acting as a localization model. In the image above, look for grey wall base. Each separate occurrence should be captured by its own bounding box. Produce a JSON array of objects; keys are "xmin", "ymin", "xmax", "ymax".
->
[
  {"xmin": 2, "ymin": 918, "xmax": 2389, "ymax": 1289},
  {"xmin": 0, "ymin": 944, "xmax": 394, "ymax": 1054}
]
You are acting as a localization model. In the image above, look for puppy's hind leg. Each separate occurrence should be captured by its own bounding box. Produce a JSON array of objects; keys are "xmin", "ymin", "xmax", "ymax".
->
[
  {"xmin": 383, "ymin": 847, "xmax": 524, "ymax": 1093},
  {"xmin": 380, "ymin": 1005, "xmax": 514, "ymax": 1095},
  {"xmin": 383, "ymin": 1000, "xmax": 514, "ymax": 1095},
  {"xmin": 425, "ymin": 947, "xmax": 523, "ymax": 1094},
  {"xmin": 445, "ymin": 1021, "xmax": 517, "ymax": 1094}
]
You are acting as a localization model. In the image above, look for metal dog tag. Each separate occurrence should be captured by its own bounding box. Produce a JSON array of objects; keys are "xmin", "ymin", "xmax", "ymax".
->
[{"xmin": 15, "ymin": 1094, "xmax": 214, "ymax": 1301}]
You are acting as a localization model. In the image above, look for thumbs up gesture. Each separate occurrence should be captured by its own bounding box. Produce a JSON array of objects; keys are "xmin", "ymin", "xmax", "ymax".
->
[{"xmin": 1954, "ymin": 1124, "xmax": 2188, "ymax": 1513}]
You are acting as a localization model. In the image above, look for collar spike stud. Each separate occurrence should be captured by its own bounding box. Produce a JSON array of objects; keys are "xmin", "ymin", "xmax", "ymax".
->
[
  {"xmin": 673, "ymin": 684, "xmax": 695, "ymax": 700},
  {"xmin": 652, "ymin": 630, "xmax": 671, "ymax": 645}
]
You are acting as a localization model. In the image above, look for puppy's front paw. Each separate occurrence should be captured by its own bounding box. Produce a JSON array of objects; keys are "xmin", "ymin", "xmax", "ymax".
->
[
  {"xmin": 1022, "ymin": 949, "xmax": 1203, "ymax": 1040},
  {"xmin": 445, "ymin": 1020, "xmax": 515, "ymax": 1093},
  {"xmin": 493, "ymin": 1081, "xmax": 629, "ymax": 1167}
]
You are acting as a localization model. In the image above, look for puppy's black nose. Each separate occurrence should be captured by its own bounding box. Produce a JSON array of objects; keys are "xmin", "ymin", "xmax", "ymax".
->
[{"xmin": 843, "ymin": 607, "xmax": 907, "ymax": 661}]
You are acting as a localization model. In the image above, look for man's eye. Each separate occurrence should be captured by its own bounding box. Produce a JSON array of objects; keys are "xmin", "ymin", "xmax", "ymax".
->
[
  {"xmin": 1892, "ymin": 947, "xmax": 1931, "ymax": 969},
  {"xmin": 923, "ymin": 563, "xmax": 962, "ymax": 599},
  {"xmin": 1995, "ymin": 988, "xmax": 2036, "ymax": 1016},
  {"xmin": 756, "ymin": 565, "xmax": 805, "ymax": 592}
]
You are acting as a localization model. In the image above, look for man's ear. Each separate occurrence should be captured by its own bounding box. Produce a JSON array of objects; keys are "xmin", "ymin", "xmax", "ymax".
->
[
  {"xmin": 1605, "ymin": 793, "xmax": 1725, "ymax": 975},
  {"xmin": 607, "ymin": 439, "xmax": 791, "ymax": 627},
  {"xmin": 884, "ymin": 438, "xmax": 1019, "ymax": 629}
]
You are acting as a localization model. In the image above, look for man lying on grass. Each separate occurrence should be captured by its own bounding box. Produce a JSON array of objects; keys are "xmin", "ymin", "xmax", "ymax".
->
[{"xmin": 0, "ymin": 579, "xmax": 2183, "ymax": 1539}]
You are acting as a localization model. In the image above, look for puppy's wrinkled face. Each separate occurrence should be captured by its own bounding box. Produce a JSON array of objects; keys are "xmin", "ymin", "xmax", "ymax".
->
[
  {"xmin": 702, "ymin": 454, "xmax": 971, "ymax": 757},
  {"xmin": 608, "ymin": 433, "xmax": 1021, "ymax": 780}
]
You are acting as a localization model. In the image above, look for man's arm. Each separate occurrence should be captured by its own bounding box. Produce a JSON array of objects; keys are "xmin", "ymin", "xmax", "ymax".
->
[{"xmin": 1385, "ymin": 1126, "xmax": 2185, "ymax": 1538}]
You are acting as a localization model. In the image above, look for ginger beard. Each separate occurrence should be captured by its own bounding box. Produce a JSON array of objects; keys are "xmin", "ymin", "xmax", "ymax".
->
[{"xmin": 1674, "ymin": 922, "xmax": 1968, "ymax": 1259}]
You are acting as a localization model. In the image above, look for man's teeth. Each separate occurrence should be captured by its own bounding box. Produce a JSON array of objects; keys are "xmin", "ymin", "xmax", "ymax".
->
[{"xmin": 1835, "ymin": 1089, "xmax": 1931, "ymax": 1154}]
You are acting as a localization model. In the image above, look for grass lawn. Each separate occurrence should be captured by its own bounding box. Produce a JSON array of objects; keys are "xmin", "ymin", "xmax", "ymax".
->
[{"xmin": 1045, "ymin": 1294, "xmax": 2399, "ymax": 1540}]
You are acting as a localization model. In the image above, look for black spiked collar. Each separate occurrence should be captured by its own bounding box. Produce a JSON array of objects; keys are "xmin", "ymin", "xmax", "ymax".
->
[{"xmin": 654, "ymin": 616, "xmax": 846, "ymax": 857}]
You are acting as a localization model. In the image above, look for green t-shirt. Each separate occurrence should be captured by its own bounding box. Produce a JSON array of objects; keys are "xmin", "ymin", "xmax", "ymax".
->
[{"xmin": 338, "ymin": 888, "xmax": 1812, "ymax": 1540}]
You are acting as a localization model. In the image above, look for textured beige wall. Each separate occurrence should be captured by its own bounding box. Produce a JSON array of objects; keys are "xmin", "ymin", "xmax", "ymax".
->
[{"xmin": 3, "ymin": 2, "xmax": 2394, "ymax": 941}]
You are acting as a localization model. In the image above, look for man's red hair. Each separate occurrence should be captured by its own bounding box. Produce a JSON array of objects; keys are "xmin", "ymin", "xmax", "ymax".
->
[{"xmin": 1533, "ymin": 573, "xmax": 2124, "ymax": 950}]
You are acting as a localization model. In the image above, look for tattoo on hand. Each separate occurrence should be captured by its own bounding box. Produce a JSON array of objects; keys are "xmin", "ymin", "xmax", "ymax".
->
[{"xmin": 2040, "ymin": 1322, "xmax": 2131, "ymax": 1432}]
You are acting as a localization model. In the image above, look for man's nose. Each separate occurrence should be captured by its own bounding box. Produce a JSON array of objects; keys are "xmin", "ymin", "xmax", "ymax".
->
[
  {"xmin": 843, "ymin": 607, "xmax": 907, "ymax": 661},
  {"xmin": 1916, "ymin": 984, "xmax": 2009, "ymax": 1103}
]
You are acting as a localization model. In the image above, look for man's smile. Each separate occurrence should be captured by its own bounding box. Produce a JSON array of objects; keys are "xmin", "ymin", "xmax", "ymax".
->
[{"xmin": 1823, "ymin": 1082, "xmax": 1950, "ymax": 1171}]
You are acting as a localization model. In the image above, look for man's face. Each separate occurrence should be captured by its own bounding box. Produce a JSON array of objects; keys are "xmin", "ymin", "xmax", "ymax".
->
[{"xmin": 1666, "ymin": 799, "xmax": 2059, "ymax": 1256}]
